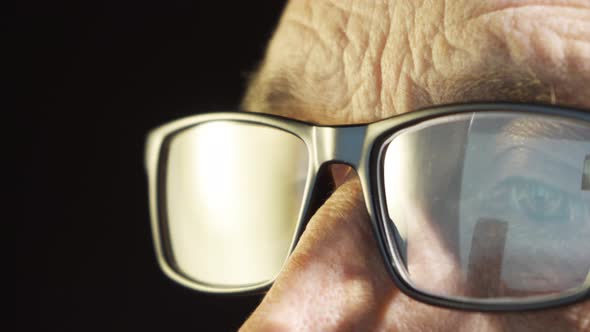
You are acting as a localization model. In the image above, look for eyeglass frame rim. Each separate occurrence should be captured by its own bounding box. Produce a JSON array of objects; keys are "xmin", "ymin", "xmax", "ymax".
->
[{"xmin": 144, "ymin": 102, "xmax": 590, "ymax": 311}]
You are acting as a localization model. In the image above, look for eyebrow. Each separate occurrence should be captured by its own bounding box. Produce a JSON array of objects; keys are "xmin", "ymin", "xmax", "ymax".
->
[
  {"xmin": 242, "ymin": 66, "xmax": 577, "ymax": 123},
  {"xmin": 435, "ymin": 70, "xmax": 556, "ymax": 106},
  {"xmin": 241, "ymin": 68, "xmax": 326, "ymax": 123},
  {"xmin": 502, "ymin": 118, "xmax": 590, "ymax": 141}
]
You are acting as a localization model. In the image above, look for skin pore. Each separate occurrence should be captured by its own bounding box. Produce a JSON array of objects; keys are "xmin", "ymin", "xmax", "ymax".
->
[{"xmin": 240, "ymin": 0, "xmax": 590, "ymax": 331}]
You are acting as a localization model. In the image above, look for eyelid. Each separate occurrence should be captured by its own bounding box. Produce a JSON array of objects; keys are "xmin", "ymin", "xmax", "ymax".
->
[
  {"xmin": 490, "ymin": 146, "xmax": 584, "ymax": 196},
  {"xmin": 499, "ymin": 176, "xmax": 582, "ymax": 207}
]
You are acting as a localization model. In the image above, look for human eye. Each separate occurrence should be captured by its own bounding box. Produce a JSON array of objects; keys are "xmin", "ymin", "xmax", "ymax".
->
[
  {"xmin": 505, "ymin": 177, "xmax": 570, "ymax": 222},
  {"xmin": 483, "ymin": 177, "xmax": 586, "ymax": 226}
]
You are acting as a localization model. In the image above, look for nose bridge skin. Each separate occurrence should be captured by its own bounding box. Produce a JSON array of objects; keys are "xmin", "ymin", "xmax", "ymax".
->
[
  {"xmin": 306, "ymin": 125, "xmax": 386, "ymax": 267},
  {"xmin": 306, "ymin": 124, "xmax": 391, "ymax": 282},
  {"xmin": 307, "ymin": 125, "xmax": 384, "ymax": 251},
  {"xmin": 306, "ymin": 124, "xmax": 384, "ymax": 251}
]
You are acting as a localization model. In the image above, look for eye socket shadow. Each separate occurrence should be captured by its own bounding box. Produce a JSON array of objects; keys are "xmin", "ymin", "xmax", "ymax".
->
[{"xmin": 583, "ymin": 155, "xmax": 590, "ymax": 191}]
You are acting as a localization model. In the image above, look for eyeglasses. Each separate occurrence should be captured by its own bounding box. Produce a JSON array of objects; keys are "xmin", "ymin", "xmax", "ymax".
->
[{"xmin": 145, "ymin": 103, "xmax": 590, "ymax": 311}]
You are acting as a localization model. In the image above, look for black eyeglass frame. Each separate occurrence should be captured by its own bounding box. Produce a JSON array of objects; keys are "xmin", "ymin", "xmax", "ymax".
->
[{"xmin": 145, "ymin": 103, "xmax": 590, "ymax": 312}]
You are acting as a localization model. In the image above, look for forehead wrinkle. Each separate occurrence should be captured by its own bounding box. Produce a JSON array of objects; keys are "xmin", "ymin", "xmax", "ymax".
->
[
  {"xmin": 242, "ymin": 0, "xmax": 590, "ymax": 125},
  {"xmin": 242, "ymin": 0, "xmax": 403, "ymax": 124}
]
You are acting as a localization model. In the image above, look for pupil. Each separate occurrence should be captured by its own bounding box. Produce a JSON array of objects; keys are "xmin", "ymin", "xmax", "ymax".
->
[
  {"xmin": 532, "ymin": 185, "xmax": 548, "ymax": 211},
  {"xmin": 516, "ymin": 181, "xmax": 563, "ymax": 219}
]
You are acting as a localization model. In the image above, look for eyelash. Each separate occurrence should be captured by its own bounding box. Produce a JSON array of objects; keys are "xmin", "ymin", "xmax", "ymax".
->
[{"xmin": 482, "ymin": 177, "xmax": 580, "ymax": 224}]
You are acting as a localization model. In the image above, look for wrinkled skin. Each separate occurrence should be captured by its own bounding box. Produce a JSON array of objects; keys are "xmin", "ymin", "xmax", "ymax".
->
[{"xmin": 240, "ymin": 0, "xmax": 590, "ymax": 331}]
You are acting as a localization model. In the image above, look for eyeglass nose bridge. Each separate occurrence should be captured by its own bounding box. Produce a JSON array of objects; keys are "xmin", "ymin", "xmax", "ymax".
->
[{"xmin": 311, "ymin": 125, "xmax": 368, "ymax": 170}]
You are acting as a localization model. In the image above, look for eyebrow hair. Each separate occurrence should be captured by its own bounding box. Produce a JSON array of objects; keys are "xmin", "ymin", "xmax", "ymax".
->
[
  {"xmin": 241, "ymin": 67, "xmax": 325, "ymax": 123},
  {"xmin": 434, "ymin": 70, "xmax": 556, "ymax": 106},
  {"xmin": 242, "ymin": 65, "xmax": 575, "ymax": 122},
  {"xmin": 503, "ymin": 117, "xmax": 590, "ymax": 140}
]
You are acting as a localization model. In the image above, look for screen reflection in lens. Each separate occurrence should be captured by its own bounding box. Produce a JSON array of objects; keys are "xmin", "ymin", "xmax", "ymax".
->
[{"xmin": 383, "ymin": 112, "xmax": 590, "ymax": 301}]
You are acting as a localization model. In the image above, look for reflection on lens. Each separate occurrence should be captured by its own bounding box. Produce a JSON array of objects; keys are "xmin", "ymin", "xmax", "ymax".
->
[
  {"xmin": 382, "ymin": 112, "xmax": 590, "ymax": 301},
  {"xmin": 164, "ymin": 121, "xmax": 309, "ymax": 287}
]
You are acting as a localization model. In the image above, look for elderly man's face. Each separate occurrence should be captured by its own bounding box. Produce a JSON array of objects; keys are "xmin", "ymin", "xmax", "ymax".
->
[{"xmin": 240, "ymin": 1, "xmax": 590, "ymax": 330}]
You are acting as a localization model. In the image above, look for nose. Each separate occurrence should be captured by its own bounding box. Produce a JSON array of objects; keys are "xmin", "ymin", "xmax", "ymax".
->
[
  {"xmin": 239, "ymin": 166, "xmax": 521, "ymax": 331},
  {"xmin": 240, "ymin": 169, "xmax": 399, "ymax": 331}
]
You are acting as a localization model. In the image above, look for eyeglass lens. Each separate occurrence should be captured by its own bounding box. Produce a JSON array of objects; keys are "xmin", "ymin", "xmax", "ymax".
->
[
  {"xmin": 383, "ymin": 112, "xmax": 590, "ymax": 300},
  {"xmin": 163, "ymin": 121, "xmax": 309, "ymax": 287}
]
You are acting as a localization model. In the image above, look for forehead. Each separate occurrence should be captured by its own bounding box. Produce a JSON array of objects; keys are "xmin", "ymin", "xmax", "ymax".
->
[{"xmin": 243, "ymin": 0, "xmax": 590, "ymax": 124}]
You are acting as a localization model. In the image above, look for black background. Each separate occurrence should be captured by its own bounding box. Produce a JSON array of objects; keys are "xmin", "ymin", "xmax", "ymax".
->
[{"xmin": 19, "ymin": 1, "xmax": 287, "ymax": 331}]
